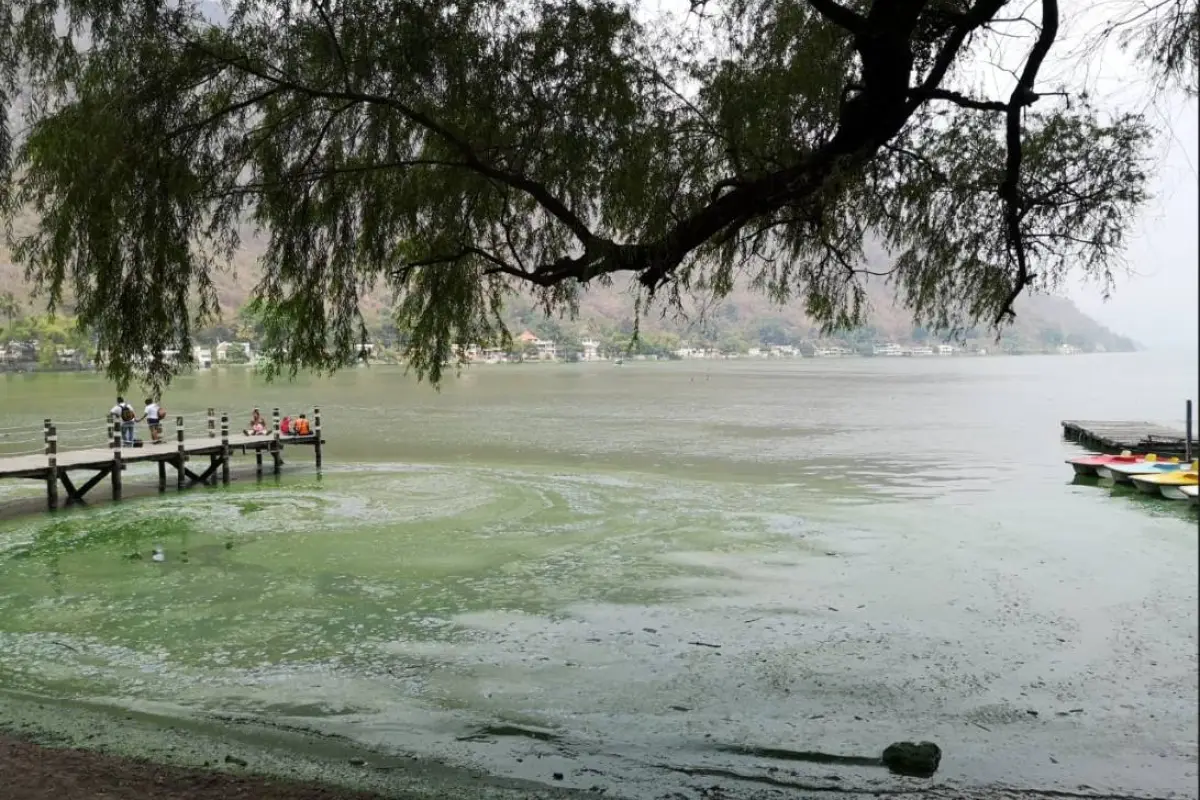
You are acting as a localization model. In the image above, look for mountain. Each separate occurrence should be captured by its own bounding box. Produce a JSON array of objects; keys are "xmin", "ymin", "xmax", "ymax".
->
[
  {"xmin": 0, "ymin": 254, "xmax": 1138, "ymax": 356},
  {"xmin": 0, "ymin": 221, "xmax": 1137, "ymax": 354},
  {"xmin": 504, "ymin": 276, "xmax": 1138, "ymax": 354}
]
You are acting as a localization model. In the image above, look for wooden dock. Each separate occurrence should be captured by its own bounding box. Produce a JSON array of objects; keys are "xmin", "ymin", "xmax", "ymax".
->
[
  {"xmin": 0, "ymin": 407, "xmax": 324, "ymax": 510},
  {"xmin": 1062, "ymin": 419, "xmax": 1193, "ymax": 457}
]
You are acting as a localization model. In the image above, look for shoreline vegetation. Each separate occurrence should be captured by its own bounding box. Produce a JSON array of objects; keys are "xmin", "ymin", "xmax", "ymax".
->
[
  {"xmin": 0, "ymin": 345, "xmax": 1139, "ymax": 376},
  {"xmin": 0, "ymin": 309, "xmax": 1137, "ymax": 379},
  {"xmin": 0, "ymin": 289, "xmax": 1139, "ymax": 378}
]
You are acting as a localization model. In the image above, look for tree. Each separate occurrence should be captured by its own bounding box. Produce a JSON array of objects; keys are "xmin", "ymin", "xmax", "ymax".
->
[
  {"xmin": 0, "ymin": 291, "xmax": 20, "ymax": 337},
  {"xmin": 717, "ymin": 331, "xmax": 749, "ymax": 355},
  {"xmin": 754, "ymin": 318, "xmax": 794, "ymax": 347},
  {"xmin": 0, "ymin": 0, "xmax": 1188, "ymax": 388},
  {"xmin": 557, "ymin": 331, "xmax": 583, "ymax": 360},
  {"xmin": 1100, "ymin": 0, "xmax": 1198, "ymax": 97},
  {"xmin": 224, "ymin": 345, "xmax": 251, "ymax": 364}
]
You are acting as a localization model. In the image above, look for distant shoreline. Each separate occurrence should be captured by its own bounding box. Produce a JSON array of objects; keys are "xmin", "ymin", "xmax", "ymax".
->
[{"xmin": 0, "ymin": 348, "xmax": 1147, "ymax": 377}]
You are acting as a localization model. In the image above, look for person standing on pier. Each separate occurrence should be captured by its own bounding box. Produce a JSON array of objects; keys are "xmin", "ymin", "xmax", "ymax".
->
[
  {"xmin": 110, "ymin": 396, "xmax": 136, "ymax": 445},
  {"xmin": 140, "ymin": 397, "xmax": 164, "ymax": 444}
]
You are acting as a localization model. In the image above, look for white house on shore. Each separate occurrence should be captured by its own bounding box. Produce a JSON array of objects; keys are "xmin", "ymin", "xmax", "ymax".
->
[
  {"xmin": 516, "ymin": 330, "xmax": 557, "ymax": 360},
  {"xmin": 215, "ymin": 341, "xmax": 253, "ymax": 362},
  {"xmin": 674, "ymin": 345, "xmax": 714, "ymax": 359}
]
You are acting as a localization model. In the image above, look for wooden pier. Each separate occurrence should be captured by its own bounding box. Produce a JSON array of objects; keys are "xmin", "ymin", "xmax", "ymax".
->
[
  {"xmin": 1062, "ymin": 419, "xmax": 1193, "ymax": 457},
  {"xmin": 0, "ymin": 407, "xmax": 324, "ymax": 510}
]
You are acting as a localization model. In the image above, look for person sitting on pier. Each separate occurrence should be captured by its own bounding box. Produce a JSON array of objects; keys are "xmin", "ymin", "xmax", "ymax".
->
[
  {"xmin": 110, "ymin": 396, "xmax": 136, "ymax": 445},
  {"xmin": 243, "ymin": 408, "xmax": 266, "ymax": 436},
  {"xmin": 280, "ymin": 415, "xmax": 292, "ymax": 435},
  {"xmin": 294, "ymin": 414, "xmax": 311, "ymax": 436},
  {"xmin": 140, "ymin": 397, "xmax": 164, "ymax": 444}
]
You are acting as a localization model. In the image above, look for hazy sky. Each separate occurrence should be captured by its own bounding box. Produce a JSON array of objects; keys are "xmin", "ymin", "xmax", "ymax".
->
[
  {"xmin": 1046, "ymin": 4, "xmax": 1199, "ymax": 351},
  {"xmin": 1073, "ymin": 93, "xmax": 1196, "ymax": 352}
]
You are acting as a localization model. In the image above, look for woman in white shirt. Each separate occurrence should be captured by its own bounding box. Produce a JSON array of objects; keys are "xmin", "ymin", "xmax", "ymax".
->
[{"xmin": 141, "ymin": 397, "xmax": 163, "ymax": 443}]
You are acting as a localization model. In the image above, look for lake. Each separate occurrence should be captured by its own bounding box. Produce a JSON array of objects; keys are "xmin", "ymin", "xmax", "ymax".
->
[{"xmin": 0, "ymin": 353, "xmax": 1196, "ymax": 799}]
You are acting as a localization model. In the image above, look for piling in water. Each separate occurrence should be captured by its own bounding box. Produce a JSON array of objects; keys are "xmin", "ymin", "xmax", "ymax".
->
[
  {"xmin": 221, "ymin": 412, "xmax": 230, "ymax": 485},
  {"xmin": 176, "ymin": 416, "xmax": 186, "ymax": 489},
  {"xmin": 314, "ymin": 406, "xmax": 322, "ymax": 469},
  {"xmin": 1186, "ymin": 400, "xmax": 1193, "ymax": 463},
  {"xmin": 45, "ymin": 423, "xmax": 58, "ymax": 511},
  {"xmin": 111, "ymin": 418, "xmax": 122, "ymax": 500}
]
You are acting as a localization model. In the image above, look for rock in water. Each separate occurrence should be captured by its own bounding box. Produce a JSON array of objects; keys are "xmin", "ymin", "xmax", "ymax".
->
[{"xmin": 881, "ymin": 741, "xmax": 941, "ymax": 777}]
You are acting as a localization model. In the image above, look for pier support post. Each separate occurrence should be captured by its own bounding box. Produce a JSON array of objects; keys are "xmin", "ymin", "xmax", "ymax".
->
[
  {"xmin": 176, "ymin": 416, "xmax": 186, "ymax": 489},
  {"xmin": 1187, "ymin": 400, "xmax": 1193, "ymax": 463},
  {"xmin": 207, "ymin": 407, "xmax": 216, "ymax": 439},
  {"xmin": 313, "ymin": 406, "xmax": 322, "ymax": 469},
  {"xmin": 111, "ymin": 419, "xmax": 123, "ymax": 500},
  {"xmin": 158, "ymin": 460, "xmax": 166, "ymax": 492},
  {"xmin": 256, "ymin": 449, "xmax": 263, "ymax": 477},
  {"xmin": 220, "ymin": 413, "xmax": 230, "ymax": 485},
  {"xmin": 271, "ymin": 407, "xmax": 281, "ymax": 475},
  {"xmin": 45, "ymin": 423, "xmax": 58, "ymax": 511}
]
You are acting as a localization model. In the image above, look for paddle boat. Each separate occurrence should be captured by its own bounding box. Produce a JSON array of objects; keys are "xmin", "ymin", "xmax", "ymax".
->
[
  {"xmin": 1181, "ymin": 485, "xmax": 1199, "ymax": 505},
  {"xmin": 1097, "ymin": 455, "xmax": 1183, "ymax": 483},
  {"xmin": 1130, "ymin": 467, "xmax": 1199, "ymax": 499},
  {"xmin": 1067, "ymin": 450, "xmax": 1146, "ymax": 477}
]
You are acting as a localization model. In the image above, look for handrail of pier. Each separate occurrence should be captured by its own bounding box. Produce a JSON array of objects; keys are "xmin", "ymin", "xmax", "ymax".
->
[
  {"xmin": 1, "ymin": 403, "xmax": 327, "ymax": 459},
  {"xmin": 2, "ymin": 404, "xmax": 325, "ymax": 512}
]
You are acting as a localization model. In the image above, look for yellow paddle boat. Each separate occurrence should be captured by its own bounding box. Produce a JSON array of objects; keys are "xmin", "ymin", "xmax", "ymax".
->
[
  {"xmin": 1180, "ymin": 485, "xmax": 1199, "ymax": 505},
  {"xmin": 1129, "ymin": 462, "xmax": 1199, "ymax": 499}
]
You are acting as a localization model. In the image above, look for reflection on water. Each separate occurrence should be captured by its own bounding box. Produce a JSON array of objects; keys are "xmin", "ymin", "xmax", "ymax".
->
[{"xmin": 0, "ymin": 355, "xmax": 1196, "ymax": 797}]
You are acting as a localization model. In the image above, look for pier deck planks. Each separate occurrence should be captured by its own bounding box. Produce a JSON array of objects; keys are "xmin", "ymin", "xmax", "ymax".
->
[{"xmin": 1062, "ymin": 420, "xmax": 1192, "ymax": 456}]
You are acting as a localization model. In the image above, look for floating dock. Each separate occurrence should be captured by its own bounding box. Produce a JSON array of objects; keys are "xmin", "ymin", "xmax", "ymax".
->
[
  {"xmin": 1062, "ymin": 419, "xmax": 1192, "ymax": 457},
  {"xmin": 0, "ymin": 407, "xmax": 323, "ymax": 510}
]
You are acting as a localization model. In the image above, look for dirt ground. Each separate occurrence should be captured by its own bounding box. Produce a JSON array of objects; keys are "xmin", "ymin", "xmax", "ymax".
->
[
  {"xmin": 0, "ymin": 735, "xmax": 392, "ymax": 800},
  {"xmin": 0, "ymin": 732, "xmax": 1167, "ymax": 800}
]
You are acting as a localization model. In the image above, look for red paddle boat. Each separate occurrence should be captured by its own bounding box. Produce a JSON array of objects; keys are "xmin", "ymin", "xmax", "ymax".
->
[{"xmin": 1066, "ymin": 451, "xmax": 1149, "ymax": 477}]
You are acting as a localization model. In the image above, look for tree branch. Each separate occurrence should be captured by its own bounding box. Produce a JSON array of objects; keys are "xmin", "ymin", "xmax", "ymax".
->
[
  {"xmin": 909, "ymin": 0, "xmax": 1012, "ymax": 113},
  {"xmin": 806, "ymin": 0, "xmax": 866, "ymax": 33},
  {"xmin": 174, "ymin": 29, "xmax": 601, "ymax": 249},
  {"xmin": 909, "ymin": 87, "xmax": 1007, "ymax": 111},
  {"xmin": 206, "ymin": 158, "xmax": 472, "ymax": 198},
  {"xmin": 163, "ymin": 86, "xmax": 284, "ymax": 140},
  {"xmin": 884, "ymin": 143, "xmax": 948, "ymax": 182},
  {"xmin": 996, "ymin": 0, "xmax": 1060, "ymax": 323},
  {"xmin": 391, "ymin": 246, "xmax": 519, "ymax": 281},
  {"xmin": 310, "ymin": 0, "xmax": 350, "ymax": 92}
]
